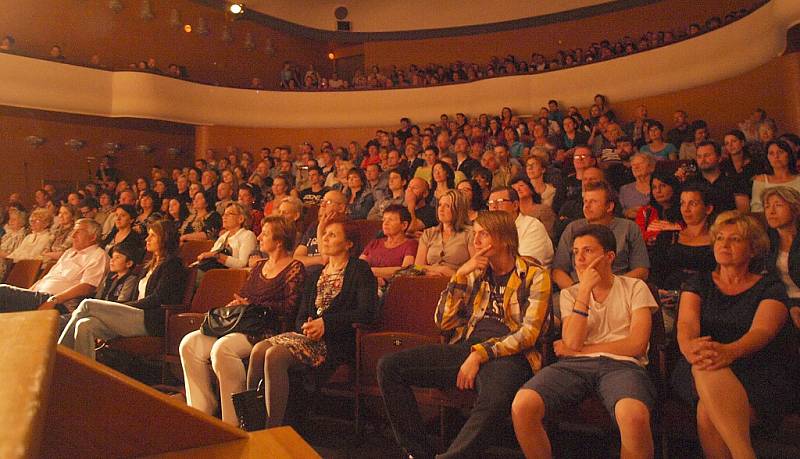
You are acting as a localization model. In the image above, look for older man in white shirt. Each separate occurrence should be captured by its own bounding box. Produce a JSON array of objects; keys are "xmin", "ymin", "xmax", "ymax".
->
[
  {"xmin": 0, "ymin": 218, "xmax": 108, "ymax": 315},
  {"xmin": 487, "ymin": 187, "xmax": 553, "ymax": 269}
]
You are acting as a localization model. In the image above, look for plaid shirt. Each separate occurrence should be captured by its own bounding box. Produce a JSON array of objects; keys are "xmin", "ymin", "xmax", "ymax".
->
[{"xmin": 435, "ymin": 256, "xmax": 551, "ymax": 371}]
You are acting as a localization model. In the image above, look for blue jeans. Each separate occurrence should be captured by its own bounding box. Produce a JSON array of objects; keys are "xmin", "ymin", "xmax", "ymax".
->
[{"xmin": 377, "ymin": 343, "xmax": 531, "ymax": 458}]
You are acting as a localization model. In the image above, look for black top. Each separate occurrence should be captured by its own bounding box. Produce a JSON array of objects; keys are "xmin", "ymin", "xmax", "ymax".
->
[
  {"xmin": 676, "ymin": 272, "xmax": 792, "ymax": 422},
  {"xmin": 125, "ymin": 256, "xmax": 187, "ymax": 336},
  {"xmin": 96, "ymin": 271, "xmax": 138, "ymax": 303},
  {"xmin": 294, "ymin": 257, "xmax": 377, "ymax": 366},
  {"xmin": 456, "ymin": 157, "xmax": 481, "ymax": 179},
  {"xmin": 415, "ymin": 204, "xmax": 438, "ymax": 229},
  {"xmin": 687, "ymin": 173, "xmax": 748, "ymax": 213},
  {"xmin": 650, "ymin": 232, "xmax": 716, "ymax": 290}
]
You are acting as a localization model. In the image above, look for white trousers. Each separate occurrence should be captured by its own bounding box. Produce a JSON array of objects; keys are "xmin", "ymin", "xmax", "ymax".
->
[
  {"xmin": 179, "ymin": 330, "xmax": 253, "ymax": 425},
  {"xmin": 58, "ymin": 298, "xmax": 148, "ymax": 360}
]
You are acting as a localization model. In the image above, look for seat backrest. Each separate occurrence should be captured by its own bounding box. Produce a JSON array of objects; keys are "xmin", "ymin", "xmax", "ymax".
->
[
  {"xmin": 6, "ymin": 259, "xmax": 43, "ymax": 289},
  {"xmin": 381, "ymin": 276, "xmax": 451, "ymax": 337},
  {"xmin": 348, "ymin": 219, "xmax": 383, "ymax": 257},
  {"xmin": 189, "ymin": 268, "xmax": 249, "ymax": 313},
  {"xmin": 178, "ymin": 240, "xmax": 215, "ymax": 266}
]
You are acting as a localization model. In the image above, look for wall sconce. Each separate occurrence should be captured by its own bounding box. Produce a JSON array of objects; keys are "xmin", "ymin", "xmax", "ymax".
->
[
  {"xmin": 169, "ymin": 9, "xmax": 182, "ymax": 29},
  {"xmin": 140, "ymin": 0, "xmax": 154, "ymax": 20},
  {"xmin": 243, "ymin": 32, "xmax": 255, "ymax": 50},
  {"xmin": 109, "ymin": 0, "xmax": 123, "ymax": 13},
  {"xmin": 104, "ymin": 142, "xmax": 123, "ymax": 153},
  {"xmin": 167, "ymin": 147, "xmax": 183, "ymax": 156},
  {"xmin": 135, "ymin": 144, "xmax": 155, "ymax": 154},
  {"xmin": 65, "ymin": 139, "xmax": 86, "ymax": 150},
  {"xmin": 221, "ymin": 25, "xmax": 233, "ymax": 43},
  {"xmin": 25, "ymin": 135, "xmax": 46, "ymax": 147},
  {"xmin": 197, "ymin": 17, "xmax": 210, "ymax": 36}
]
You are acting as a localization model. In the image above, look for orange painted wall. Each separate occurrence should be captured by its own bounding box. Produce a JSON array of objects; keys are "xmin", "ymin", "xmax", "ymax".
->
[
  {"xmin": 197, "ymin": 53, "xmax": 800, "ymax": 156},
  {"xmin": 361, "ymin": 0, "xmax": 755, "ymax": 70},
  {"xmin": 0, "ymin": 0, "xmax": 332, "ymax": 88},
  {"xmin": 0, "ymin": 107, "xmax": 195, "ymax": 206}
]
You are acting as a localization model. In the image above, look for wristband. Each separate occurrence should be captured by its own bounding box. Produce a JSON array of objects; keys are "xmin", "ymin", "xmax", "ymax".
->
[{"xmin": 572, "ymin": 308, "xmax": 589, "ymax": 317}]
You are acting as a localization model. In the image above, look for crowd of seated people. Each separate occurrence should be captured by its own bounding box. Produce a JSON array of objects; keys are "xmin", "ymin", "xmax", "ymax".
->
[
  {"xmin": 0, "ymin": 93, "xmax": 798, "ymax": 457},
  {"xmin": 281, "ymin": 2, "xmax": 763, "ymax": 91},
  {"xmin": 1, "ymin": 1, "xmax": 764, "ymax": 91}
]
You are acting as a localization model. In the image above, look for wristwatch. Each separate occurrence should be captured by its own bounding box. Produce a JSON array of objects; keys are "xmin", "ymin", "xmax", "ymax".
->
[{"xmin": 48, "ymin": 295, "xmax": 59, "ymax": 304}]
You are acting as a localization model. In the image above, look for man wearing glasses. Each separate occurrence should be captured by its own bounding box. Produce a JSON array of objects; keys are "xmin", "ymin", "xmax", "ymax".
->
[{"xmin": 487, "ymin": 187, "xmax": 553, "ymax": 269}]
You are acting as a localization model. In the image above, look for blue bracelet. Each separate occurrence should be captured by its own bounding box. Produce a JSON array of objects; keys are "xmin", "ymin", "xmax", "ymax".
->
[{"xmin": 572, "ymin": 308, "xmax": 589, "ymax": 317}]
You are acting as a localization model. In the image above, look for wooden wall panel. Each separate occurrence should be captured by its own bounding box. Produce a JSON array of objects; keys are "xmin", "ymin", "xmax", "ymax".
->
[{"xmin": 0, "ymin": 106, "xmax": 195, "ymax": 206}]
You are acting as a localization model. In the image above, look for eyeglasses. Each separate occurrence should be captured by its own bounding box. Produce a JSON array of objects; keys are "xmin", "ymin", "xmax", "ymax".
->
[
  {"xmin": 487, "ymin": 198, "xmax": 513, "ymax": 206},
  {"xmin": 320, "ymin": 199, "xmax": 341, "ymax": 207}
]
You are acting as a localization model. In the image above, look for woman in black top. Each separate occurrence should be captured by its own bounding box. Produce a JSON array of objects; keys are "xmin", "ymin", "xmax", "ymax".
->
[
  {"xmin": 675, "ymin": 211, "xmax": 792, "ymax": 458},
  {"xmin": 246, "ymin": 220, "xmax": 377, "ymax": 428},
  {"xmin": 59, "ymin": 220, "xmax": 186, "ymax": 360},
  {"xmin": 763, "ymin": 186, "xmax": 800, "ymax": 328}
]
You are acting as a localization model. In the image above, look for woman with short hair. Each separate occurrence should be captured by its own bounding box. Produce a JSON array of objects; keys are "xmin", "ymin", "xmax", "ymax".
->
[
  {"xmin": 360, "ymin": 204, "xmax": 418, "ymax": 283},
  {"xmin": 42, "ymin": 204, "xmax": 77, "ymax": 266},
  {"xmin": 195, "ymin": 202, "xmax": 257, "ymax": 270},
  {"xmin": 675, "ymin": 211, "xmax": 793, "ymax": 458}
]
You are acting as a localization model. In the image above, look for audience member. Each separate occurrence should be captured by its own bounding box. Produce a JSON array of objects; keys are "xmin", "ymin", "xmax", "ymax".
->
[
  {"xmin": 59, "ymin": 220, "xmax": 185, "ymax": 360},
  {"xmin": 0, "ymin": 219, "xmax": 108, "ymax": 315},
  {"xmin": 635, "ymin": 172, "xmax": 683, "ymax": 246},
  {"xmin": 359, "ymin": 204, "xmax": 418, "ymax": 284},
  {"xmin": 179, "ymin": 191, "xmax": 222, "ymax": 243},
  {"xmin": 513, "ymin": 224, "xmax": 657, "ymax": 459},
  {"xmin": 294, "ymin": 190, "xmax": 347, "ymax": 267},
  {"xmin": 195, "ymin": 202, "xmax": 256, "ymax": 270},
  {"xmin": 415, "ymin": 190, "xmax": 474, "ymax": 277},
  {"xmin": 674, "ymin": 211, "xmax": 793, "ymax": 458},
  {"xmin": 380, "ymin": 210, "xmax": 551, "ymax": 458},
  {"xmin": 42, "ymin": 204, "xmax": 77, "ymax": 267},
  {"xmin": 619, "ymin": 153, "xmax": 655, "ymax": 219},
  {"xmin": 246, "ymin": 220, "xmax": 376, "ymax": 427},
  {"xmin": 750, "ymin": 140, "xmax": 800, "ymax": 212},
  {"xmin": 553, "ymin": 181, "xmax": 650, "ymax": 290},
  {"xmin": 684, "ymin": 141, "xmax": 750, "ymax": 213},
  {"xmin": 763, "ymin": 186, "xmax": 800, "ymax": 328}
]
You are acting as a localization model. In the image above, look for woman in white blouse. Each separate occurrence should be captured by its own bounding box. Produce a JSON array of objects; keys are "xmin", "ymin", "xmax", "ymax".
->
[
  {"xmin": 8, "ymin": 208, "xmax": 53, "ymax": 262},
  {"xmin": 196, "ymin": 202, "xmax": 257, "ymax": 270}
]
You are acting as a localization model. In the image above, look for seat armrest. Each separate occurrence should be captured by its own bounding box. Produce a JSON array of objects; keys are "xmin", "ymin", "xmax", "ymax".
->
[{"xmin": 162, "ymin": 303, "xmax": 187, "ymax": 312}]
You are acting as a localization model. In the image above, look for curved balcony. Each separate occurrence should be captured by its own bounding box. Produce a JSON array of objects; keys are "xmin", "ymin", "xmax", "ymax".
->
[{"xmin": 1, "ymin": 0, "xmax": 798, "ymax": 129}]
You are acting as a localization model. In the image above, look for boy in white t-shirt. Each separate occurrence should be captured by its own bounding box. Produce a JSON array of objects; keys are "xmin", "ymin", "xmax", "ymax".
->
[{"xmin": 511, "ymin": 224, "xmax": 658, "ymax": 459}]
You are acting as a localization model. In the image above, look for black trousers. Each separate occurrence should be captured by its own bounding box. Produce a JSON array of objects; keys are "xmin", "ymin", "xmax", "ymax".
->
[{"xmin": 377, "ymin": 343, "xmax": 531, "ymax": 458}]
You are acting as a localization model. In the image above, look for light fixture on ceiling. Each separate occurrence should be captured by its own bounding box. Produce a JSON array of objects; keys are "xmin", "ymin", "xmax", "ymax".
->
[
  {"xmin": 25, "ymin": 135, "xmax": 46, "ymax": 147},
  {"xmin": 229, "ymin": 3, "xmax": 244, "ymax": 15},
  {"xmin": 65, "ymin": 139, "xmax": 86, "ymax": 150}
]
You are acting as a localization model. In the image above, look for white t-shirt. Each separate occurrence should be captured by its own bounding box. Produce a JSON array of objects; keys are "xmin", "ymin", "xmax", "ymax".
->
[
  {"xmin": 515, "ymin": 214, "xmax": 553, "ymax": 269},
  {"xmin": 560, "ymin": 276, "xmax": 657, "ymax": 366}
]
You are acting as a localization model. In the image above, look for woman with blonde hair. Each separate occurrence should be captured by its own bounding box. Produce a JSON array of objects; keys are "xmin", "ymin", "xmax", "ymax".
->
[
  {"xmin": 415, "ymin": 189, "xmax": 474, "ymax": 277},
  {"xmin": 674, "ymin": 211, "xmax": 792, "ymax": 458}
]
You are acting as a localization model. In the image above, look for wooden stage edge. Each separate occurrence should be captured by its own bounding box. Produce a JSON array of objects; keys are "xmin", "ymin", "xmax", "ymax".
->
[{"xmin": 0, "ymin": 310, "xmax": 319, "ymax": 458}]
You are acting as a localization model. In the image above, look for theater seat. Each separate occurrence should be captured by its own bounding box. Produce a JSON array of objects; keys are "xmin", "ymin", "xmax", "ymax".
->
[
  {"xmin": 4, "ymin": 259, "xmax": 43, "ymax": 289},
  {"xmin": 179, "ymin": 240, "xmax": 215, "ymax": 266},
  {"xmin": 163, "ymin": 268, "xmax": 250, "ymax": 369}
]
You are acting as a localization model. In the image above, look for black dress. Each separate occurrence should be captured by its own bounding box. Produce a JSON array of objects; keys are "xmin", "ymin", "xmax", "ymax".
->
[
  {"xmin": 672, "ymin": 272, "xmax": 793, "ymax": 427},
  {"xmin": 650, "ymin": 232, "xmax": 716, "ymax": 290}
]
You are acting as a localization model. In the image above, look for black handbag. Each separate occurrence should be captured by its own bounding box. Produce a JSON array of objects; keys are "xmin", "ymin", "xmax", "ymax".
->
[
  {"xmin": 196, "ymin": 244, "xmax": 233, "ymax": 272},
  {"xmin": 200, "ymin": 304, "xmax": 270, "ymax": 338},
  {"xmin": 232, "ymin": 379, "xmax": 266, "ymax": 431}
]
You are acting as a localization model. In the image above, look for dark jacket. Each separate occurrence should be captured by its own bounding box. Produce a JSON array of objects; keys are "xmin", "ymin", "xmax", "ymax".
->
[
  {"xmin": 294, "ymin": 257, "xmax": 377, "ymax": 366},
  {"xmin": 125, "ymin": 256, "xmax": 186, "ymax": 336},
  {"xmin": 767, "ymin": 228, "xmax": 800, "ymax": 294},
  {"xmin": 96, "ymin": 271, "xmax": 138, "ymax": 303}
]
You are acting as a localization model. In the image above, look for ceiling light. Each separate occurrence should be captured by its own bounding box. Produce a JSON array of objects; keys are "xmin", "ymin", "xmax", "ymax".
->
[{"xmin": 229, "ymin": 3, "xmax": 244, "ymax": 14}]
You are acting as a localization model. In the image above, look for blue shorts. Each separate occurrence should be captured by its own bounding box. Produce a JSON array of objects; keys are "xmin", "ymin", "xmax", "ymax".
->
[{"xmin": 522, "ymin": 356, "xmax": 655, "ymax": 416}]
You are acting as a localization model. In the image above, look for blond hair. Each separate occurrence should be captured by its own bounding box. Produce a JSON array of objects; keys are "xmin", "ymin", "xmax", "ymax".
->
[
  {"xmin": 709, "ymin": 211, "xmax": 770, "ymax": 270},
  {"xmin": 761, "ymin": 186, "xmax": 800, "ymax": 222}
]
